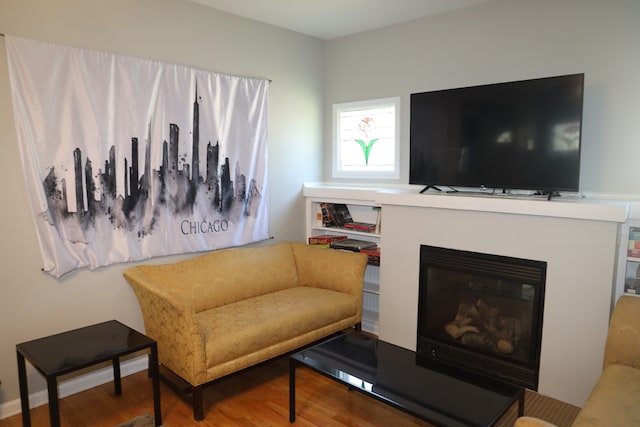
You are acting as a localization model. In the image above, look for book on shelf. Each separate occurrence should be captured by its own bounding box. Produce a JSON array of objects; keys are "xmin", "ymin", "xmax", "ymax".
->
[
  {"xmin": 319, "ymin": 202, "xmax": 353, "ymax": 227},
  {"xmin": 330, "ymin": 238, "xmax": 377, "ymax": 251},
  {"xmin": 629, "ymin": 239, "xmax": 640, "ymax": 250},
  {"xmin": 331, "ymin": 203, "xmax": 353, "ymax": 227},
  {"xmin": 308, "ymin": 234, "xmax": 348, "ymax": 247},
  {"xmin": 625, "ymin": 278, "xmax": 640, "ymax": 294},
  {"xmin": 320, "ymin": 203, "xmax": 335, "ymax": 227},
  {"xmin": 628, "ymin": 248, "xmax": 640, "ymax": 259},
  {"xmin": 343, "ymin": 222, "xmax": 377, "ymax": 232},
  {"xmin": 360, "ymin": 246, "xmax": 381, "ymax": 266},
  {"xmin": 373, "ymin": 206, "xmax": 381, "ymax": 234}
]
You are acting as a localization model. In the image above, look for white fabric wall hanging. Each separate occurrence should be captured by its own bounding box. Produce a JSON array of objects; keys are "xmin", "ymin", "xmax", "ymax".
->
[{"xmin": 5, "ymin": 35, "xmax": 270, "ymax": 278}]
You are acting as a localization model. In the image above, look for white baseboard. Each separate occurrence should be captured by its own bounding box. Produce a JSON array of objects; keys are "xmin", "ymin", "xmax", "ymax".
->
[{"xmin": 0, "ymin": 355, "xmax": 148, "ymax": 420}]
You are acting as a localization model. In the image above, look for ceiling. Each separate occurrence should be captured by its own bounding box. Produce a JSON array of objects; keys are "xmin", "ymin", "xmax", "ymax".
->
[{"xmin": 189, "ymin": 0, "xmax": 490, "ymax": 40}]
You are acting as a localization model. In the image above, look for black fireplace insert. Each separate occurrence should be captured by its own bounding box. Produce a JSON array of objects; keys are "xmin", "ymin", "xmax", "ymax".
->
[{"xmin": 416, "ymin": 245, "xmax": 546, "ymax": 390}]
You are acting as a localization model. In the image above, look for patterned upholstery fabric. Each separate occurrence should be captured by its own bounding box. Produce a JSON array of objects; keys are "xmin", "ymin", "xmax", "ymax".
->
[
  {"xmin": 571, "ymin": 295, "xmax": 640, "ymax": 426},
  {"xmin": 602, "ymin": 294, "xmax": 640, "ymax": 369},
  {"xmin": 513, "ymin": 416, "xmax": 558, "ymax": 427},
  {"xmin": 514, "ymin": 295, "xmax": 640, "ymax": 427},
  {"xmin": 134, "ymin": 242, "xmax": 300, "ymax": 313},
  {"xmin": 123, "ymin": 241, "xmax": 368, "ymax": 388}
]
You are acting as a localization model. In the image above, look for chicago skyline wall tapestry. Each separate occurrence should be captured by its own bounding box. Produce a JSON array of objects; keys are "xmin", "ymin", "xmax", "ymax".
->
[{"xmin": 5, "ymin": 35, "xmax": 270, "ymax": 278}]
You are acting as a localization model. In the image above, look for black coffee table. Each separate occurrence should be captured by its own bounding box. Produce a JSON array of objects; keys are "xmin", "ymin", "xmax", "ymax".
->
[
  {"xmin": 16, "ymin": 320, "xmax": 161, "ymax": 427},
  {"xmin": 289, "ymin": 331, "xmax": 524, "ymax": 426}
]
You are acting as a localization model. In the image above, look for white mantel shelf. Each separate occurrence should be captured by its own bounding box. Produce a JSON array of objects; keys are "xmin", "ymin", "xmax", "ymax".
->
[
  {"xmin": 303, "ymin": 182, "xmax": 630, "ymax": 223},
  {"xmin": 374, "ymin": 191, "xmax": 628, "ymax": 223}
]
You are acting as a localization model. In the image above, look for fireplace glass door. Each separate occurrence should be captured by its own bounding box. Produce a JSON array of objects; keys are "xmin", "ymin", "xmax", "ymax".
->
[{"xmin": 416, "ymin": 245, "xmax": 546, "ymax": 390}]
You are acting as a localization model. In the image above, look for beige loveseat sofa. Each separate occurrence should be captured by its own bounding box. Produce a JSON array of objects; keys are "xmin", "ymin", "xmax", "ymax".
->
[
  {"xmin": 124, "ymin": 241, "xmax": 368, "ymax": 421},
  {"xmin": 515, "ymin": 295, "xmax": 640, "ymax": 427}
]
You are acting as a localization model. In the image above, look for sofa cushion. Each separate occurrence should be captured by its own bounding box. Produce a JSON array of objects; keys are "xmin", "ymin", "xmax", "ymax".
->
[
  {"xmin": 572, "ymin": 363, "xmax": 640, "ymax": 426},
  {"xmin": 196, "ymin": 286, "xmax": 358, "ymax": 369},
  {"xmin": 135, "ymin": 242, "xmax": 300, "ymax": 312}
]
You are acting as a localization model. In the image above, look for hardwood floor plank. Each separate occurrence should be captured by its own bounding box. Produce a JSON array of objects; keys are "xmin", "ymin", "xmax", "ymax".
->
[{"xmin": 0, "ymin": 356, "xmax": 576, "ymax": 426}]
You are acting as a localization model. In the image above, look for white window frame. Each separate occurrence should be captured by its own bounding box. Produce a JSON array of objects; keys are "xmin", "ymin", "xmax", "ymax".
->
[{"xmin": 332, "ymin": 97, "xmax": 400, "ymax": 180}]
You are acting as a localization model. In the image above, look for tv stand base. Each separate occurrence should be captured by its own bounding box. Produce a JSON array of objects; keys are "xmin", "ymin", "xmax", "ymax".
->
[
  {"xmin": 419, "ymin": 185, "xmax": 442, "ymax": 193},
  {"xmin": 534, "ymin": 190, "xmax": 561, "ymax": 200}
]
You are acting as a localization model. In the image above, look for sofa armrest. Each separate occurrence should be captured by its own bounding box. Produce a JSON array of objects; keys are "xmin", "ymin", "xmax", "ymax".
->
[
  {"xmin": 123, "ymin": 267, "xmax": 207, "ymax": 386},
  {"xmin": 603, "ymin": 295, "xmax": 640, "ymax": 369},
  {"xmin": 291, "ymin": 242, "xmax": 369, "ymax": 320}
]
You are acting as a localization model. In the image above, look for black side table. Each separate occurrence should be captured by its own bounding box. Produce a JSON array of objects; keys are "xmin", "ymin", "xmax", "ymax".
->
[{"xmin": 16, "ymin": 320, "xmax": 161, "ymax": 427}]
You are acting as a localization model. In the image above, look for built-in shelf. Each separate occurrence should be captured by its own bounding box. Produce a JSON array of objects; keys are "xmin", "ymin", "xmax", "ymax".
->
[
  {"xmin": 364, "ymin": 280, "xmax": 379, "ymax": 295},
  {"xmin": 304, "ymin": 183, "xmax": 381, "ymax": 334}
]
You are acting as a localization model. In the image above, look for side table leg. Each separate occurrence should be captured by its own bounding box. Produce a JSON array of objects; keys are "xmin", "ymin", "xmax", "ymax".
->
[
  {"xmin": 16, "ymin": 351, "xmax": 31, "ymax": 427},
  {"xmin": 113, "ymin": 358, "xmax": 122, "ymax": 395},
  {"xmin": 150, "ymin": 344, "xmax": 162, "ymax": 427},
  {"xmin": 289, "ymin": 358, "xmax": 296, "ymax": 423},
  {"xmin": 47, "ymin": 377, "xmax": 61, "ymax": 427}
]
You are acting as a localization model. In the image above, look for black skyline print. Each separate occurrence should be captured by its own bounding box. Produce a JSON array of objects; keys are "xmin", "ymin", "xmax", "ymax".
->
[{"xmin": 41, "ymin": 85, "xmax": 263, "ymax": 244}]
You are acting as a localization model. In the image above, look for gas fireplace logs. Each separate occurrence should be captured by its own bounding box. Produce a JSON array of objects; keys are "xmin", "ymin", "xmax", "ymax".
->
[{"xmin": 444, "ymin": 299, "xmax": 522, "ymax": 354}]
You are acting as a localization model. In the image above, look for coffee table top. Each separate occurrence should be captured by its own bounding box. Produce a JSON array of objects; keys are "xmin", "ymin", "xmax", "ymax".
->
[
  {"xmin": 292, "ymin": 331, "xmax": 523, "ymax": 427},
  {"xmin": 16, "ymin": 320, "xmax": 155, "ymax": 377}
]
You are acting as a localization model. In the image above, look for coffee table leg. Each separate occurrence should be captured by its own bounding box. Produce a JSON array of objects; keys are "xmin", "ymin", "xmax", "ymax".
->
[
  {"xmin": 289, "ymin": 358, "xmax": 296, "ymax": 423},
  {"xmin": 518, "ymin": 390, "xmax": 525, "ymax": 416},
  {"xmin": 47, "ymin": 377, "xmax": 61, "ymax": 427},
  {"xmin": 17, "ymin": 351, "xmax": 31, "ymax": 427}
]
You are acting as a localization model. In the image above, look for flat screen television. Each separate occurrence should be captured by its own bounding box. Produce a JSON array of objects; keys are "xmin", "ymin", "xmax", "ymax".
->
[{"xmin": 409, "ymin": 74, "xmax": 584, "ymax": 195}]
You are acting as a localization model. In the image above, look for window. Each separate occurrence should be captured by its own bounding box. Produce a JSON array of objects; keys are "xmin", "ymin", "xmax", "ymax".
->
[{"xmin": 332, "ymin": 97, "xmax": 400, "ymax": 179}]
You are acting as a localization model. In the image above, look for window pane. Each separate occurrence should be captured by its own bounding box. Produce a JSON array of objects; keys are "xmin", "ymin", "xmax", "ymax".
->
[{"xmin": 333, "ymin": 97, "xmax": 399, "ymax": 179}]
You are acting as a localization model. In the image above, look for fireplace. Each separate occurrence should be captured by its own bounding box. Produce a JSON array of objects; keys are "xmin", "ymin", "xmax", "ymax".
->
[{"xmin": 416, "ymin": 245, "xmax": 546, "ymax": 390}]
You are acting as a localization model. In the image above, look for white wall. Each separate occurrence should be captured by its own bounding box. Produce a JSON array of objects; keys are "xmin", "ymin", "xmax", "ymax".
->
[
  {"xmin": 0, "ymin": 0, "xmax": 325, "ymax": 408},
  {"xmin": 325, "ymin": 0, "xmax": 640, "ymax": 196}
]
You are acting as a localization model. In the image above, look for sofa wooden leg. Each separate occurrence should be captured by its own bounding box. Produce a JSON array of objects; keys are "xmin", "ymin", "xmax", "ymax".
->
[
  {"xmin": 355, "ymin": 322, "xmax": 362, "ymax": 332},
  {"xmin": 193, "ymin": 385, "xmax": 205, "ymax": 421}
]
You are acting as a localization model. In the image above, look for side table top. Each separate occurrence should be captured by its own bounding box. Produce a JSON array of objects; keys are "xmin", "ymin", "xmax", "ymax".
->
[{"xmin": 16, "ymin": 320, "xmax": 154, "ymax": 377}]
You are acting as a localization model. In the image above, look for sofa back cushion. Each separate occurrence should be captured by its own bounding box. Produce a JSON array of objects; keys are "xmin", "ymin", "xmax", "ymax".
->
[{"xmin": 136, "ymin": 242, "xmax": 299, "ymax": 313}]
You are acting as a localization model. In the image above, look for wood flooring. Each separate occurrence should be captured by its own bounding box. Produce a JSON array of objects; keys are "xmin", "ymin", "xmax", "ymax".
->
[{"xmin": 0, "ymin": 355, "xmax": 576, "ymax": 427}]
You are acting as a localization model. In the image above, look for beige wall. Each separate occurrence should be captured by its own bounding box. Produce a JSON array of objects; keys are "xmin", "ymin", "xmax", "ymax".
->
[
  {"xmin": 325, "ymin": 0, "xmax": 640, "ymax": 196},
  {"xmin": 0, "ymin": 0, "xmax": 325, "ymax": 407}
]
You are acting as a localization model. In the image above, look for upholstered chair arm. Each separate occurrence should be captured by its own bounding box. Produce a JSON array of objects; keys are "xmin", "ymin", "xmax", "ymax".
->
[
  {"xmin": 513, "ymin": 416, "xmax": 558, "ymax": 427},
  {"xmin": 603, "ymin": 295, "xmax": 640, "ymax": 369},
  {"xmin": 123, "ymin": 267, "xmax": 207, "ymax": 386},
  {"xmin": 290, "ymin": 242, "xmax": 369, "ymax": 320}
]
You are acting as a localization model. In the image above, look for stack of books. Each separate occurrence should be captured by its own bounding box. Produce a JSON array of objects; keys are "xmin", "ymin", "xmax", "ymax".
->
[
  {"xmin": 330, "ymin": 238, "xmax": 377, "ymax": 251},
  {"xmin": 625, "ymin": 228, "xmax": 640, "ymax": 294},
  {"xmin": 308, "ymin": 234, "xmax": 348, "ymax": 248},
  {"xmin": 343, "ymin": 222, "xmax": 377, "ymax": 232},
  {"xmin": 319, "ymin": 203, "xmax": 377, "ymax": 232},
  {"xmin": 629, "ymin": 228, "xmax": 640, "ymax": 259},
  {"xmin": 360, "ymin": 246, "xmax": 381, "ymax": 266}
]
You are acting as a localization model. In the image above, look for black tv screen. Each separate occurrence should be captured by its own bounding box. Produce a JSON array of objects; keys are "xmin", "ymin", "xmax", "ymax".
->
[{"xmin": 409, "ymin": 74, "xmax": 584, "ymax": 193}]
